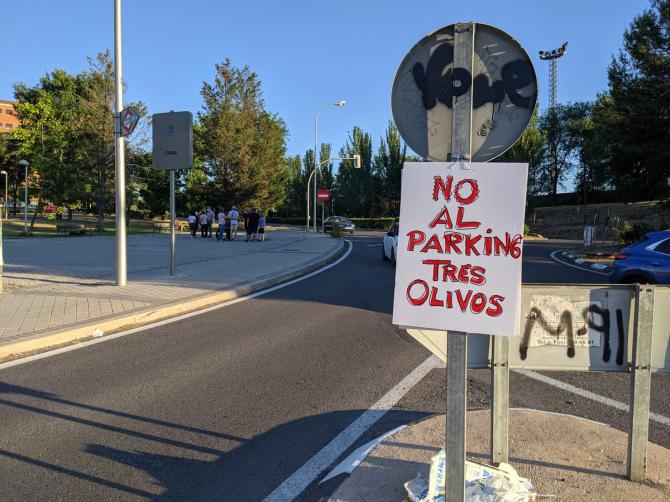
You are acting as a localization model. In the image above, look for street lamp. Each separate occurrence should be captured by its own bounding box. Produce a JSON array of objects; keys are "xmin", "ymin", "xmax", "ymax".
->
[
  {"xmin": 0, "ymin": 170, "xmax": 7, "ymax": 220},
  {"xmin": 307, "ymin": 154, "xmax": 361, "ymax": 231},
  {"xmin": 18, "ymin": 160, "xmax": 29, "ymax": 235},
  {"xmin": 308, "ymin": 100, "xmax": 346, "ymax": 232}
]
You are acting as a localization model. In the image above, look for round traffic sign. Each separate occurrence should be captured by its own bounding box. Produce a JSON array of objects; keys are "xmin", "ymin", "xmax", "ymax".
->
[{"xmin": 391, "ymin": 23, "xmax": 537, "ymax": 162}]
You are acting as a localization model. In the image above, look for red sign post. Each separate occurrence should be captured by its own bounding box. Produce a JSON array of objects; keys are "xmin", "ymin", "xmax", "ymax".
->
[{"xmin": 316, "ymin": 189, "xmax": 331, "ymax": 203}]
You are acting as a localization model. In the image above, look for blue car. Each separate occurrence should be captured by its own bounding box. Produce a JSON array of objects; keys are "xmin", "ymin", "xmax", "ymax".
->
[{"xmin": 610, "ymin": 230, "xmax": 670, "ymax": 284}]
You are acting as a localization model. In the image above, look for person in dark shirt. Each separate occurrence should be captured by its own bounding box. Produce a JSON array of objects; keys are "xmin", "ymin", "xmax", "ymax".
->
[{"xmin": 246, "ymin": 208, "xmax": 260, "ymax": 242}]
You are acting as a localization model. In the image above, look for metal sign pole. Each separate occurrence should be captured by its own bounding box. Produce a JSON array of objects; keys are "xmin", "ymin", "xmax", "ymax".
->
[
  {"xmin": 169, "ymin": 170, "xmax": 176, "ymax": 276},
  {"xmin": 491, "ymin": 335, "xmax": 510, "ymax": 465},
  {"xmin": 446, "ymin": 22, "xmax": 474, "ymax": 502},
  {"xmin": 114, "ymin": 0, "xmax": 127, "ymax": 286}
]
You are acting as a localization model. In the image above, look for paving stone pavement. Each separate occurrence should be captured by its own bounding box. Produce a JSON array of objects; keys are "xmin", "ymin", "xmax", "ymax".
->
[{"xmin": 0, "ymin": 230, "xmax": 340, "ymax": 343}]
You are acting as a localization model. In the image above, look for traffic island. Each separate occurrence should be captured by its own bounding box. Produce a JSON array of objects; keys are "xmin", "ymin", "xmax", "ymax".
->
[{"xmin": 328, "ymin": 409, "xmax": 670, "ymax": 501}]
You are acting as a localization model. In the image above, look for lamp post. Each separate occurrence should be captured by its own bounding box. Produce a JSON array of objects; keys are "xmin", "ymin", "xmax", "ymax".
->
[
  {"xmin": 308, "ymin": 100, "xmax": 345, "ymax": 232},
  {"xmin": 307, "ymin": 154, "xmax": 361, "ymax": 231},
  {"xmin": 0, "ymin": 170, "xmax": 7, "ymax": 220},
  {"xmin": 18, "ymin": 160, "xmax": 29, "ymax": 235}
]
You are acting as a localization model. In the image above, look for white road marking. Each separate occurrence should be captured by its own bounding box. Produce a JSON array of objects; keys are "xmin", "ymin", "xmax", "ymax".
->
[
  {"xmin": 591, "ymin": 263, "xmax": 609, "ymax": 270},
  {"xmin": 263, "ymin": 355, "xmax": 441, "ymax": 501},
  {"xmin": 549, "ymin": 250, "xmax": 610, "ymax": 276},
  {"xmin": 0, "ymin": 241, "xmax": 354, "ymax": 371},
  {"xmin": 365, "ymin": 243, "xmax": 383, "ymax": 247},
  {"xmin": 319, "ymin": 424, "xmax": 407, "ymax": 483},
  {"xmin": 516, "ymin": 370, "xmax": 670, "ymax": 426}
]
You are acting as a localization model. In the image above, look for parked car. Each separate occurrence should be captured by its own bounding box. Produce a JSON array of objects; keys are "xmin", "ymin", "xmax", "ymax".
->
[
  {"xmin": 609, "ymin": 230, "xmax": 670, "ymax": 284},
  {"xmin": 383, "ymin": 221, "xmax": 399, "ymax": 266},
  {"xmin": 323, "ymin": 216, "xmax": 355, "ymax": 234}
]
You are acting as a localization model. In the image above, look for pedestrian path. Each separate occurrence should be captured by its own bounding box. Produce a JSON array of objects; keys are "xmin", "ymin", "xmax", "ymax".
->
[{"xmin": 0, "ymin": 229, "xmax": 343, "ymax": 355}]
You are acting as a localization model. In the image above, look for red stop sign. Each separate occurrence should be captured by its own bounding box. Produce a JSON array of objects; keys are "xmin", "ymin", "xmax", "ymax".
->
[{"xmin": 317, "ymin": 189, "xmax": 331, "ymax": 203}]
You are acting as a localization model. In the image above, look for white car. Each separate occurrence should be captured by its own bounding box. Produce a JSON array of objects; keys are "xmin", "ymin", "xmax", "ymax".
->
[{"xmin": 382, "ymin": 221, "xmax": 399, "ymax": 266}]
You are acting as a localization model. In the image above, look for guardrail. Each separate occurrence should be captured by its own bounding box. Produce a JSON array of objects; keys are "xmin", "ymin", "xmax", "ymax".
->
[{"xmin": 407, "ymin": 284, "xmax": 670, "ymax": 481}]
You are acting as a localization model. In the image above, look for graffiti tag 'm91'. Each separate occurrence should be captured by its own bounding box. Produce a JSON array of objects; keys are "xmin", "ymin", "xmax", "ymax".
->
[{"xmin": 510, "ymin": 287, "xmax": 634, "ymax": 372}]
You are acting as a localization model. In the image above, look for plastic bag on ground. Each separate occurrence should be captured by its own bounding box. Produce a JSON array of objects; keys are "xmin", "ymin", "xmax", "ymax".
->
[{"xmin": 405, "ymin": 450, "xmax": 536, "ymax": 502}]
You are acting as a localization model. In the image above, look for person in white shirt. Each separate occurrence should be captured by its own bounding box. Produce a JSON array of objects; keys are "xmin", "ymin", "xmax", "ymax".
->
[
  {"xmin": 217, "ymin": 208, "xmax": 226, "ymax": 240},
  {"xmin": 187, "ymin": 213, "xmax": 197, "ymax": 238},
  {"xmin": 228, "ymin": 205, "xmax": 239, "ymax": 241}
]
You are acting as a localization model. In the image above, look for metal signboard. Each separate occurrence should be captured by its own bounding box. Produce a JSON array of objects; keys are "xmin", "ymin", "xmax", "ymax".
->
[
  {"xmin": 405, "ymin": 284, "xmax": 670, "ymax": 374},
  {"xmin": 119, "ymin": 106, "xmax": 140, "ymax": 137},
  {"xmin": 391, "ymin": 23, "xmax": 537, "ymax": 162},
  {"xmin": 152, "ymin": 111, "xmax": 193, "ymax": 171},
  {"xmin": 392, "ymin": 162, "xmax": 528, "ymax": 337},
  {"xmin": 316, "ymin": 189, "xmax": 332, "ymax": 203},
  {"xmin": 510, "ymin": 284, "xmax": 636, "ymax": 371}
]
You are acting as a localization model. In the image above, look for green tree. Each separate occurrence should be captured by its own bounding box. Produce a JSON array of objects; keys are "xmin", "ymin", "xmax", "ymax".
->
[
  {"xmin": 497, "ymin": 108, "xmax": 545, "ymax": 196},
  {"xmin": 281, "ymin": 154, "xmax": 306, "ymax": 217},
  {"xmin": 334, "ymin": 126, "xmax": 374, "ymax": 216},
  {"xmin": 196, "ymin": 59, "xmax": 289, "ymax": 212},
  {"xmin": 13, "ymin": 69, "xmax": 87, "ymax": 227},
  {"xmin": 373, "ymin": 121, "xmax": 406, "ymax": 216},
  {"xmin": 537, "ymin": 102, "xmax": 591, "ymax": 202},
  {"xmin": 11, "ymin": 52, "xmax": 148, "ymax": 230},
  {"xmin": 599, "ymin": 0, "xmax": 670, "ymax": 199}
]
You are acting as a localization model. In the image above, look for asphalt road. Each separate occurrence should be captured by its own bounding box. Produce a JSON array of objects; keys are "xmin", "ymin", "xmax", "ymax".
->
[{"xmin": 0, "ymin": 234, "xmax": 667, "ymax": 501}]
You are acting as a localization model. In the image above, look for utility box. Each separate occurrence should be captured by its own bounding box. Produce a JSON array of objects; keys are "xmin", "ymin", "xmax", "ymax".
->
[{"xmin": 152, "ymin": 111, "xmax": 193, "ymax": 170}]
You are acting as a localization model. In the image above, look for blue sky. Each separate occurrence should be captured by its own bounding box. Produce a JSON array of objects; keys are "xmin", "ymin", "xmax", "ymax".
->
[{"xmin": 2, "ymin": 0, "xmax": 650, "ymax": 163}]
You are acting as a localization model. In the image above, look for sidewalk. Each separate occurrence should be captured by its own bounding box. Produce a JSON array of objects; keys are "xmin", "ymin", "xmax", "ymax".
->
[
  {"xmin": 329, "ymin": 410, "xmax": 670, "ymax": 501},
  {"xmin": 0, "ymin": 228, "xmax": 344, "ymax": 360}
]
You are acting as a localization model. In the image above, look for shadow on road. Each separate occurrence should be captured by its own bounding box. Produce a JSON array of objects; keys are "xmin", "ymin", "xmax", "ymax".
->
[{"xmin": 0, "ymin": 380, "xmax": 430, "ymax": 500}]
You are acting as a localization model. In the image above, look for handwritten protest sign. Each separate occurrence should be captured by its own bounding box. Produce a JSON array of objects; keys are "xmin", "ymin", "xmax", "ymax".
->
[{"xmin": 392, "ymin": 162, "xmax": 528, "ymax": 337}]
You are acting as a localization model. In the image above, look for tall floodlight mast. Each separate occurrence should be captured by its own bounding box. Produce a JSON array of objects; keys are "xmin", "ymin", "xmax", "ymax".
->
[{"xmin": 538, "ymin": 42, "xmax": 568, "ymax": 109}]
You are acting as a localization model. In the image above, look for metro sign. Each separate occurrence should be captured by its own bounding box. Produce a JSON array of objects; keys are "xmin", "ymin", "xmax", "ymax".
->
[{"xmin": 317, "ymin": 189, "xmax": 332, "ymax": 203}]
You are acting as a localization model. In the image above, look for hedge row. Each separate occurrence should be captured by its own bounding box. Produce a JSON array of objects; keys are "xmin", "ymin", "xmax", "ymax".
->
[
  {"xmin": 266, "ymin": 216, "xmax": 397, "ymax": 229},
  {"xmin": 349, "ymin": 217, "xmax": 396, "ymax": 229}
]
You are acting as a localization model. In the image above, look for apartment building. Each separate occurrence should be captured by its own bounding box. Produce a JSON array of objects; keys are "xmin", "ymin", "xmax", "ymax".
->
[{"xmin": 0, "ymin": 99, "xmax": 21, "ymax": 132}]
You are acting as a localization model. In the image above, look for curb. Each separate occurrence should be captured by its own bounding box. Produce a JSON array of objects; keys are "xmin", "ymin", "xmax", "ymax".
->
[
  {"xmin": 0, "ymin": 238, "xmax": 347, "ymax": 363},
  {"xmin": 551, "ymin": 249, "xmax": 612, "ymax": 275}
]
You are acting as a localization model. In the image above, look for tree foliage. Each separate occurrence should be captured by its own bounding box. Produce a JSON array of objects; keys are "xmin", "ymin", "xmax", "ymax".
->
[
  {"xmin": 196, "ymin": 59, "xmax": 289, "ymax": 212},
  {"xmin": 597, "ymin": 0, "xmax": 670, "ymax": 198}
]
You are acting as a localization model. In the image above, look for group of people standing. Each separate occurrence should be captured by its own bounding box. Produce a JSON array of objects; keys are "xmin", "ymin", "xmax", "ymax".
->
[{"xmin": 187, "ymin": 206, "xmax": 266, "ymax": 242}]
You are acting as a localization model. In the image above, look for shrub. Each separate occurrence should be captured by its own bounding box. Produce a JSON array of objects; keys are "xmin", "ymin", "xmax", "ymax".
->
[
  {"xmin": 330, "ymin": 221, "xmax": 343, "ymax": 238},
  {"xmin": 616, "ymin": 221, "xmax": 647, "ymax": 244},
  {"xmin": 524, "ymin": 224, "xmax": 530, "ymax": 236}
]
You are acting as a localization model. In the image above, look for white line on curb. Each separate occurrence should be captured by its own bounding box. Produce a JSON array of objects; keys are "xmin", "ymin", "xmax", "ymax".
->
[
  {"xmin": 516, "ymin": 370, "xmax": 670, "ymax": 427},
  {"xmin": 263, "ymin": 356, "xmax": 441, "ymax": 501},
  {"xmin": 549, "ymin": 250, "xmax": 610, "ymax": 276},
  {"xmin": 0, "ymin": 241, "xmax": 354, "ymax": 372}
]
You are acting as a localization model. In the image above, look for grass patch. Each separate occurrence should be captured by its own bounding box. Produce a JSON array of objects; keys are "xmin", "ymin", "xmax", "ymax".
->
[{"xmin": 1, "ymin": 213, "xmax": 188, "ymax": 238}]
